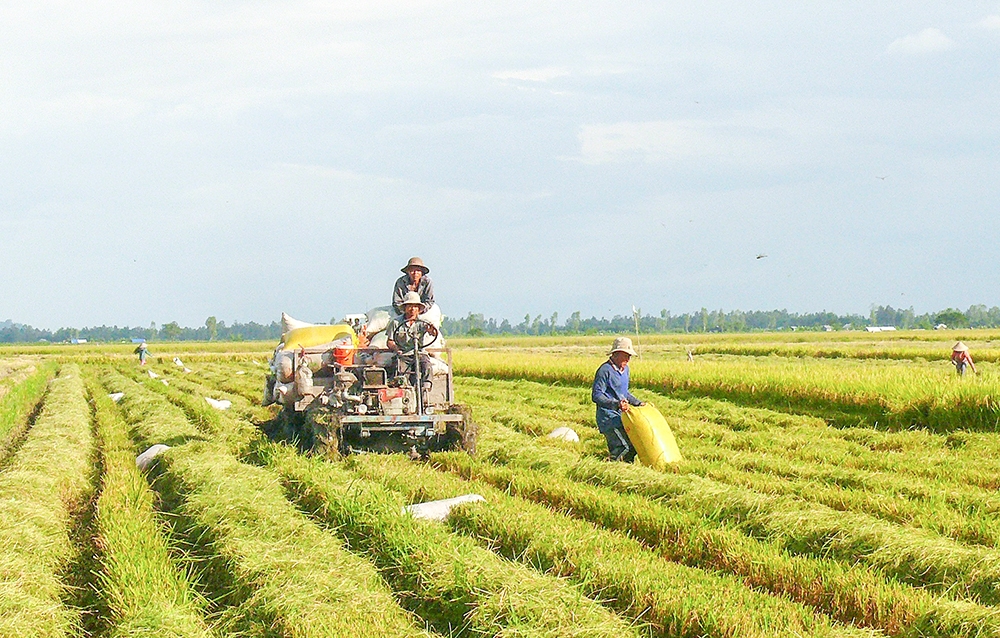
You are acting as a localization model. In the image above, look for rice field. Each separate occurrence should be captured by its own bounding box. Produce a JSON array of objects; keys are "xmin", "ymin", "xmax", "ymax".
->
[{"xmin": 1, "ymin": 329, "xmax": 999, "ymax": 636}]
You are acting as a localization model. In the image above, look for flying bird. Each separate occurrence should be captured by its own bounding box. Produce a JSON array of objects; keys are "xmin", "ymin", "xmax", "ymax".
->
[
  {"xmin": 756, "ymin": 254, "xmax": 768, "ymax": 260},
  {"xmin": 875, "ymin": 175, "xmax": 887, "ymax": 180}
]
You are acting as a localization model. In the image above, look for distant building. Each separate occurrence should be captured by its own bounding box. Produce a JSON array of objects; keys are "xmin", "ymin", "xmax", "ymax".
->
[
  {"xmin": 822, "ymin": 325, "xmax": 833, "ymax": 332},
  {"xmin": 934, "ymin": 324, "xmax": 947, "ymax": 330},
  {"xmin": 71, "ymin": 338, "xmax": 88, "ymax": 344},
  {"xmin": 865, "ymin": 326, "xmax": 897, "ymax": 333}
]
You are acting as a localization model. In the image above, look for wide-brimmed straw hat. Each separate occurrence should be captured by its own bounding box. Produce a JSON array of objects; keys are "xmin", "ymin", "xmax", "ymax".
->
[
  {"xmin": 401, "ymin": 291, "xmax": 423, "ymax": 307},
  {"xmin": 609, "ymin": 337, "xmax": 637, "ymax": 357},
  {"xmin": 401, "ymin": 257, "xmax": 429, "ymax": 274},
  {"xmin": 953, "ymin": 341, "xmax": 969, "ymax": 352}
]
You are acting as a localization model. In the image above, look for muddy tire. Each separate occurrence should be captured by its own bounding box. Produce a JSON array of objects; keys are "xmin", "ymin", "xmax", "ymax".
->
[
  {"xmin": 263, "ymin": 374, "xmax": 276, "ymax": 406},
  {"xmin": 445, "ymin": 403, "xmax": 477, "ymax": 455},
  {"xmin": 278, "ymin": 406, "xmax": 305, "ymax": 443},
  {"xmin": 305, "ymin": 408, "xmax": 344, "ymax": 460}
]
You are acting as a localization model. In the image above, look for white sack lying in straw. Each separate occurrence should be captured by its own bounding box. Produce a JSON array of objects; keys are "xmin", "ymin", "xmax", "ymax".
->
[
  {"xmin": 205, "ymin": 397, "xmax": 232, "ymax": 410},
  {"xmin": 136, "ymin": 444, "xmax": 170, "ymax": 471},
  {"xmin": 547, "ymin": 427, "xmax": 580, "ymax": 443},
  {"xmin": 108, "ymin": 392, "xmax": 124, "ymax": 403},
  {"xmin": 403, "ymin": 494, "xmax": 485, "ymax": 522}
]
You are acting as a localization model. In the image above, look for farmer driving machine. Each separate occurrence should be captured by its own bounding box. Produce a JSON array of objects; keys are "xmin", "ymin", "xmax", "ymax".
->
[{"xmin": 264, "ymin": 313, "xmax": 476, "ymax": 459}]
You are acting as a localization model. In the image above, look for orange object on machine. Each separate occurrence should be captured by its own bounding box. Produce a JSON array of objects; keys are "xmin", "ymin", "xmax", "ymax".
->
[{"xmin": 333, "ymin": 343, "xmax": 355, "ymax": 366}]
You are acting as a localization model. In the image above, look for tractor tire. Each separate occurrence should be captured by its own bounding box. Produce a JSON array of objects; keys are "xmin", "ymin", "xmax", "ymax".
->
[
  {"xmin": 306, "ymin": 408, "xmax": 344, "ymax": 461},
  {"xmin": 445, "ymin": 403, "xmax": 477, "ymax": 455},
  {"xmin": 263, "ymin": 374, "xmax": 276, "ymax": 406},
  {"xmin": 278, "ymin": 406, "xmax": 305, "ymax": 443}
]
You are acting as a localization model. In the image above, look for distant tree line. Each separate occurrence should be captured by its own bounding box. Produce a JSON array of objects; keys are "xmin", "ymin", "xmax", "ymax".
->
[
  {"xmin": 2, "ymin": 305, "xmax": 998, "ymax": 343},
  {"xmin": 0, "ymin": 317, "xmax": 280, "ymax": 344},
  {"xmin": 440, "ymin": 305, "xmax": 1000, "ymax": 336}
]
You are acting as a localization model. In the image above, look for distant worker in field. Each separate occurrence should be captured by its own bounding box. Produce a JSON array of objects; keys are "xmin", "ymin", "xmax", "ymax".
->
[
  {"xmin": 592, "ymin": 337, "xmax": 645, "ymax": 462},
  {"xmin": 387, "ymin": 291, "xmax": 438, "ymax": 395},
  {"xmin": 134, "ymin": 341, "xmax": 150, "ymax": 366},
  {"xmin": 392, "ymin": 257, "xmax": 435, "ymax": 315},
  {"xmin": 951, "ymin": 342, "xmax": 977, "ymax": 376}
]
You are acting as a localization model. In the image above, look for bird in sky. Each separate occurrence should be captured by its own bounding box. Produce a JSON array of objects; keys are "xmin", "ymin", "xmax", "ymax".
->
[
  {"xmin": 756, "ymin": 254, "xmax": 767, "ymax": 260},
  {"xmin": 875, "ymin": 175, "xmax": 887, "ymax": 180}
]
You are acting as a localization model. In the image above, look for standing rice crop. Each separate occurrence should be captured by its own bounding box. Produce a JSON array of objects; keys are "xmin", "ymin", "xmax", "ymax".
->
[
  {"xmin": 0, "ymin": 366, "xmax": 93, "ymax": 637},
  {"xmin": 453, "ymin": 350, "xmax": 1000, "ymax": 432}
]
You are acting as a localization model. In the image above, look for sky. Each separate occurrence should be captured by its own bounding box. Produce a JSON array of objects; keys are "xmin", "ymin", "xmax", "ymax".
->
[{"xmin": 2, "ymin": 2, "xmax": 999, "ymax": 330}]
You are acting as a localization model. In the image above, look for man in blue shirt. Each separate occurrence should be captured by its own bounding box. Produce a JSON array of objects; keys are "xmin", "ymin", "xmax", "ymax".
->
[{"xmin": 592, "ymin": 337, "xmax": 644, "ymax": 462}]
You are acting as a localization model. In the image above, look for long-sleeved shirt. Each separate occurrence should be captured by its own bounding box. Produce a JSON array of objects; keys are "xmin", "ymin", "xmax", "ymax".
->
[
  {"xmin": 591, "ymin": 359, "xmax": 641, "ymax": 433},
  {"xmin": 392, "ymin": 275, "xmax": 435, "ymax": 315}
]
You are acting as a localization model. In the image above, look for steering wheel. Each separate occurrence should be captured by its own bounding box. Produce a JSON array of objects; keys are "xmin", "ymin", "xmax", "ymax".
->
[{"xmin": 391, "ymin": 319, "xmax": 438, "ymax": 352}]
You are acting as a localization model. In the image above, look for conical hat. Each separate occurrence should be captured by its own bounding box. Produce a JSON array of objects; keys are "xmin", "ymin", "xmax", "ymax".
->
[{"xmin": 953, "ymin": 341, "xmax": 969, "ymax": 352}]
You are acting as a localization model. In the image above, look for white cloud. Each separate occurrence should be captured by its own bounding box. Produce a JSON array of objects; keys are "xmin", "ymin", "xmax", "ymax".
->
[
  {"xmin": 978, "ymin": 15, "xmax": 1000, "ymax": 30},
  {"xmin": 569, "ymin": 119, "xmax": 793, "ymax": 168},
  {"xmin": 493, "ymin": 67, "xmax": 571, "ymax": 82},
  {"xmin": 887, "ymin": 28, "xmax": 956, "ymax": 55}
]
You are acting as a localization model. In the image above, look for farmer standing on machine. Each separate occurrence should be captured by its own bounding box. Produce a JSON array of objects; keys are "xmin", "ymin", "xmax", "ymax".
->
[
  {"xmin": 951, "ymin": 341, "xmax": 978, "ymax": 376},
  {"xmin": 392, "ymin": 257, "xmax": 435, "ymax": 315},
  {"xmin": 592, "ymin": 337, "xmax": 645, "ymax": 462}
]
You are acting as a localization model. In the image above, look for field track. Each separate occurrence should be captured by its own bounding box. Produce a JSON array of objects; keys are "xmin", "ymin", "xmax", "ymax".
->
[{"xmin": 1, "ymin": 331, "xmax": 1000, "ymax": 636}]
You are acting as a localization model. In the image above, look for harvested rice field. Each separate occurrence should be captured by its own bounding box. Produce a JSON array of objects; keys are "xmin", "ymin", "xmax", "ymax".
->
[{"xmin": 2, "ymin": 329, "xmax": 999, "ymax": 637}]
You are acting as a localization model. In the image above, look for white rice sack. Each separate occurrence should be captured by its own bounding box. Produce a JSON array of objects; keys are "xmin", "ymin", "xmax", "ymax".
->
[
  {"xmin": 429, "ymin": 356, "xmax": 450, "ymax": 376},
  {"xmin": 403, "ymin": 494, "xmax": 485, "ymax": 521},
  {"xmin": 419, "ymin": 303, "xmax": 442, "ymax": 329},
  {"xmin": 108, "ymin": 392, "xmax": 124, "ymax": 403},
  {"xmin": 147, "ymin": 370, "xmax": 159, "ymax": 379},
  {"xmin": 275, "ymin": 352, "xmax": 294, "ymax": 382},
  {"xmin": 274, "ymin": 382, "xmax": 293, "ymax": 404},
  {"xmin": 281, "ymin": 312, "xmax": 315, "ymax": 336},
  {"xmin": 205, "ymin": 397, "xmax": 232, "ymax": 410},
  {"xmin": 368, "ymin": 331, "xmax": 389, "ymax": 350},
  {"xmin": 173, "ymin": 357, "xmax": 184, "ymax": 367},
  {"xmin": 136, "ymin": 444, "xmax": 170, "ymax": 471},
  {"xmin": 365, "ymin": 306, "xmax": 393, "ymax": 335},
  {"xmin": 548, "ymin": 427, "xmax": 580, "ymax": 443}
]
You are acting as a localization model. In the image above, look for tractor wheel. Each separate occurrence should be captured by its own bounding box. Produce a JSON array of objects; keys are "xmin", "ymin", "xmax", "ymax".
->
[
  {"xmin": 278, "ymin": 406, "xmax": 305, "ymax": 444},
  {"xmin": 306, "ymin": 408, "xmax": 344, "ymax": 460},
  {"xmin": 445, "ymin": 403, "xmax": 477, "ymax": 455}
]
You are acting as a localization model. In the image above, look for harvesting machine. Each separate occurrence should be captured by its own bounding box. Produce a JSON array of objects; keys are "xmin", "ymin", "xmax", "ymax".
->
[{"xmin": 264, "ymin": 312, "xmax": 476, "ymax": 459}]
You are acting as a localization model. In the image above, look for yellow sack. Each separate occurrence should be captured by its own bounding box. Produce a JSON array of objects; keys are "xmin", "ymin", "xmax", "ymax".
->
[
  {"xmin": 622, "ymin": 403, "xmax": 683, "ymax": 470},
  {"xmin": 281, "ymin": 324, "xmax": 357, "ymax": 351}
]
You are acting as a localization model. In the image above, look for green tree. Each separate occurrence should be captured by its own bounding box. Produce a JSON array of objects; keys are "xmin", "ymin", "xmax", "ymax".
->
[
  {"xmin": 934, "ymin": 309, "xmax": 968, "ymax": 328},
  {"xmin": 161, "ymin": 321, "xmax": 182, "ymax": 341},
  {"xmin": 205, "ymin": 316, "xmax": 218, "ymax": 341}
]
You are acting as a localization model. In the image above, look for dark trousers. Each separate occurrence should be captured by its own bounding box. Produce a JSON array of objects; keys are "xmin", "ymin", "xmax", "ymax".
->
[
  {"xmin": 397, "ymin": 353, "xmax": 432, "ymax": 389},
  {"xmin": 603, "ymin": 426, "xmax": 636, "ymax": 462}
]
